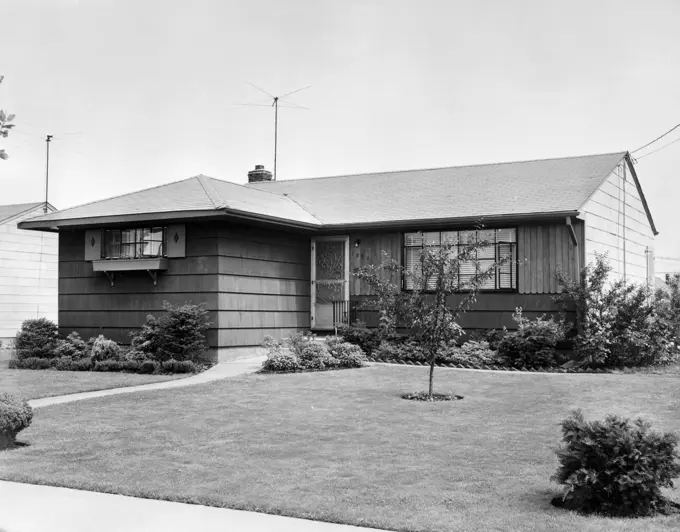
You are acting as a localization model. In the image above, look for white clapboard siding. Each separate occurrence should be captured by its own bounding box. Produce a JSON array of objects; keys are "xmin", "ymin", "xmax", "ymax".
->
[
  {"xmin": 580, "ymin": 160, "xmax": 655, "ymax": 286},
  {"xmin": 0, "ymin": 205, "xmax": 58, "ymax": 339}
]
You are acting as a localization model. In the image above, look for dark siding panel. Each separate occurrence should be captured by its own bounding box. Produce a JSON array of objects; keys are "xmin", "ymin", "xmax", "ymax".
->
[{"xmin": 58, "ymin": 227, "xmax": 221, "ymax": 348}]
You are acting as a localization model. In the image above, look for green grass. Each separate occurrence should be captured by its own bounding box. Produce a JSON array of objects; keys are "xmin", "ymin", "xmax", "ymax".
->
[
  {"xmin": 1, "ymin": 366, "xmax": 679, "ymax": 531},
  {"xmin": 0, "ymin": 365, "xmax": 189, "ymax": 400}
]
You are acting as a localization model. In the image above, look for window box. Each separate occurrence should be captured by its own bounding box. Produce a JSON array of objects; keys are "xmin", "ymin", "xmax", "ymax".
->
[{"xmin": 92, "ymin": 258, "xmax": 168, "ymax": 286}]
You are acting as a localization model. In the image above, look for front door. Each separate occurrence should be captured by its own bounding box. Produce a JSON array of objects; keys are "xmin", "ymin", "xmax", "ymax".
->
[{"xmin": 310, "ymin": 236, "xmax": 349, "ymax": 330}]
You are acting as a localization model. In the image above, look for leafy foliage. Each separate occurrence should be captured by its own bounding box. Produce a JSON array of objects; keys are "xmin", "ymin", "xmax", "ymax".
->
[
  {"xmin": 10, "ymin": 357, "xmax": 53, "ymax": 370},
  {"xmin": 160, "ymin": 359, "xmax": 196, "ymax": 373},
  {"xmin": 497, "ymin": 308, "xmax": 567, "ymax": 369},
  {"xmin": 556, "ymin": 254, "xmax": 679, "ymax": 368},
  {"xmin": 552, "ymin": 410, "xmax": 680, "ymax": 517},
  {"xmin": 93, "ymin": 359, "xmax": 124, "ymax": 372},
  {"xmin": 297, "ymin": 343, "xmax": 337, "ymax": 370},
  {"xmin": 138, "ymin": 360, "xmax": 160, "ymax": 374},
  {"xmin": 0, "ymin": 392, "xmax": 33, "ymax": 449},
  {"xmin": 325, "ymin": 337, "xmax": 366, "ymax": 368},
  {"xmin": 54, "ymin": 332, "xmax": 89, "ymax": 360},
  {"xmin": 336, "ymin": 321, "xmax": 386, "ymax": 356},
  {"xmin": 354, "ymin": 230, "xmax": 512, "ymax": 398},
  {"xmin": 54, "ymin": 356, "xmax": 93, "ymax": 371},
  {"xmin": 130, "ymin": 302, "xmax": 211, "ymax": 362},
  {"xmin": 374, "ymin": 339, "xmax": 428, "ymax": 362},
  {"xmin": 15, "ymin": 318, "xmax": 59, "ymax": 360},
  {"xmin": 0, "ymin": 76, "xmax": 16, "ymax": 161},
  {"xmin": 446, "ymin": 340, "xmax": 498, "ymax": 365},
  {"xmin": 90, "ymin": 335, "xmax": 122, "ymax": 362}
]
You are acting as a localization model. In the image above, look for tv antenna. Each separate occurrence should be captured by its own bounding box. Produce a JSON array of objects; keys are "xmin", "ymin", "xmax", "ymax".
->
[{"xmin": 236, "ymin": 82, "xmax": 310, "ymax": 180}]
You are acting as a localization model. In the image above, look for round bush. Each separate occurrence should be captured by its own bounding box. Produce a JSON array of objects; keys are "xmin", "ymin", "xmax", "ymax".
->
[
  {"xmin": 552, "ymin": 410, "xmax": 680, "ymax": 517},
  {"xmin": 54, "ymin": 332, "xmax": 89, "ymax": 360},
  {"xmin": 297, "ymin": 343, "xmax": 337, "ymax": 370},
  {"xmin": 262, "ymin": 352, "xmax": 300, "ymax": 372},
  {"xmin": 161, "ymin": 359, "xmax": 196, "ymax": 373},
  {"xmin": 0, "ymin": 392, "xmax": 33, "ymax": 449},
  {"xmin": 15, "ymin": 318, "xmax": 59, "ymax": 360},
  {"xmin": 327, "ymin": 341, "xmax": 366, "ymax": 368}
]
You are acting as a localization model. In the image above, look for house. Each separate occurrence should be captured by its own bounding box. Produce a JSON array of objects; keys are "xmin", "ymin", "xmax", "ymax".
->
[
  {"xmin": 0, "ymin": 202, "xmax": 59, "ymax": 342},
  {"xmin": 18, "ymin": 152, "xmax": 657, "ymax": 359}
]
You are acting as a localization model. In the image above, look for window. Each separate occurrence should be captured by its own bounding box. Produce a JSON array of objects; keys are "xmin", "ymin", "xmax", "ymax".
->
[
  {"xmin": 102, "ymin": 227, "xmax": 166, "ymax": 259},
  {"xmin": 403, "ymin": 228, "xmax": 517, "ymax": 290}
]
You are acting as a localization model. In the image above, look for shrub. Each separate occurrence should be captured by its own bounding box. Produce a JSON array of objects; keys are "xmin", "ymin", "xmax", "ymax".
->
[
  {"xmin": 485, "ymin": 329, "xmax": 507, "ymax": 351},
  {"xmin": 497, "ymin": 309, "xmax": 566, "ymax": 369},
  {"xmin": 297, "ymin": 343, "xmax": 337, "ymax": 370},
  {"xmin": 161, "ymin": 359, "xmax": 196, "ymax": 373},
  {"xmin": 262, "ymin": 352, "xmax": 300, "ymax": 372},
  {"xmin": 130, "ymin": 302, "xmax": 211, "ymax": 362},
  {"xmin": 121, "ymin": 360, "xmax": 141, "ymax": 373},
  {"xmin": 54, "ymin": 332, "xmax": 89, "ymax": 360},
  {"xmin": 69, "ymin": 357, "xmax": 93, "ymax": 371},
  {"xmin": 15, "ymin": 318, "xmax": 59, "ymax": 360},
  {"xmin": 11, "ymin": 357, "xmax": 52, "ymax": 370},
  {"xmin": 125, "ymin": 348, "xmax": 148, "ymax": 362},
  {"xmin": 552, "ymin": 410, "xmax": 680, "ymax": 517},
  {"xmin": 556, "ymin": 254, "xmax": 680, "ymax": 368},
  {"xmin": 326, "ymin": 339, "xmax": 366, "ymax": 368},
  {"xmin": 138, "ymin": 360, "xmax": 160, "ymax": 374},
  {"xmin": 374, "ymin": 339, "xmax": 428, "ymax": 362},
  {"xmin": 444, "ymin": 340, "xmax": 498, "ymax": 365},
  {"xmin": 93, "ymin": 359, "xmax": 124, "ymax": 372},
  {"xmin": 337, "ymin": 321, "xmax": 385, "ymax": 356},
  {"xmin": 0, "ymin": 393, "xmax": 33, "ymax": 449},
  {"xmin": 90, "ymin": 335, "xmax": 122, "ymax": 362}
]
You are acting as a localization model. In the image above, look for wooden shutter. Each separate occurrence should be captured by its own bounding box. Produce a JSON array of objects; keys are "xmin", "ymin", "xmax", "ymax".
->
[
  {"xmin": 84, "ymin": 229, "xmax": 102, "ymax": 261},
  {"xmin": 166, "ymin": 224, "xmax": 186, "ymax": 258}
]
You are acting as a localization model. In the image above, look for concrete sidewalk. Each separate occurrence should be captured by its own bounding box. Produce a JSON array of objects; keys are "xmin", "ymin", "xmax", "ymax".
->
[
  {"xmin": 28, "ymin": 355, "xmax": 265, "ymax": 408},
  {"xmin": 0, "ymin": 481, "xmax": 384, "ymax": 532}
]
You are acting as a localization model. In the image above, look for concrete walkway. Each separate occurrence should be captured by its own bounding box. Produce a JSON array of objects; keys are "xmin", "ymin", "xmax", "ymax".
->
[
  {"xmin": 28, "ymin": 355, "xmax": 265, "ymax": 408},
  {"xmin": 0, "ymin": 481, "xmax": 384, "ymax": 532}
]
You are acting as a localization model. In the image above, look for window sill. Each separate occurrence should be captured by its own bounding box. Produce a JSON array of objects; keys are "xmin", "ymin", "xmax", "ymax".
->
[{"xmin": 92, "ymin": 258, "xmax": 168, "ymax": 272}]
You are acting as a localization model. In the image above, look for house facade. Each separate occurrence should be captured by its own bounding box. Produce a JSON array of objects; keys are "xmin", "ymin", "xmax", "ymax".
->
[
  {"xmin": 0, "ymin": 202, "xmax": 59, "ymax": 342},
  {"xmin": 19, "ymin": 152, "xmax": 657, "ymax": 359}
]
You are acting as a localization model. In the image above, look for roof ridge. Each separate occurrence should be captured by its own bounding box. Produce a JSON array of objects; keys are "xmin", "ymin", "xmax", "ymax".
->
[
  {"xmin": 0, "ymin": 202, "xmax": 49, "ymax": 224},
  {"xmin": 195, "ymin": 174, "xmax": 226, "ymax": 209},
  {"xmin": 248, "ymin": 151, "xmax": 628, "ymax": 185},
  {"xmin": 203, "ymin": 175, "xmax": 323, "ymax": 223}
]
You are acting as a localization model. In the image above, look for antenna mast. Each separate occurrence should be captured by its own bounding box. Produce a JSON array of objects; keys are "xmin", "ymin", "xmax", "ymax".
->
[
  {"xmin": 44, "ymin": 134, "xmax": 52, "ymax": 213},
  {"xmin": 238, "ymin": 83, "xmax": 310, "ymax": 180}
]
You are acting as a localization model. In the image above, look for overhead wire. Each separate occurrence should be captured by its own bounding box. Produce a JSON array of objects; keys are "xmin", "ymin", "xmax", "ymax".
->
[{"xmin": 632, "ymin": 122, "xmax": 680, "ymax": 154}]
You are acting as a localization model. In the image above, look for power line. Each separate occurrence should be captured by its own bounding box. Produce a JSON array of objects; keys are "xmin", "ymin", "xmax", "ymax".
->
[
  {"xmin": 632, "ymin": 122, "xmax": 680, "ymax": 153},
  {"xmin": 636, "ymin": 135, "xmax": 680, "ymax": 160}
]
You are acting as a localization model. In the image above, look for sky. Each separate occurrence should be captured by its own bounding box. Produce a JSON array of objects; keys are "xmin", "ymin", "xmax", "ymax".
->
[{"xmin": 1, "ymin": 0, "xmax": 680, "ymax": 271}]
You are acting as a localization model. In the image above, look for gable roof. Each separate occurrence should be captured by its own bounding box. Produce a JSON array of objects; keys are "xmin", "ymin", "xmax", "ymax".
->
[
  {"xmin": 246, "ymin": 152, "xmax": 627, "ymax": 225},
  {"xmin": 19, "ymin": 151, "xmax": 655, "ymax": 233},
  {"xmin": 0, "ymin": 202, "xmax": 54, "ymax": 224}
]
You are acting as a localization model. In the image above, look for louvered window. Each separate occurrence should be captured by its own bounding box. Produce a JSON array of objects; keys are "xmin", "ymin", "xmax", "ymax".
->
[{"xmin": 403, "ymin": 228, "xmax": 517, "ymax": 291}]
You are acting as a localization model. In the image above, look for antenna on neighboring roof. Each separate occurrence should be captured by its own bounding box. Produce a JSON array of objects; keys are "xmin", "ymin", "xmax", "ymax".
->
[{"xmin": 235, "ymin": 82, "xmax": 311, "ymax": 181}]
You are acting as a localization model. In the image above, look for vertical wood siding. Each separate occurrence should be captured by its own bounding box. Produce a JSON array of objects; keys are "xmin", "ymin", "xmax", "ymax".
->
[
  {"xmin": 0, "ymin": 206, "xmax": 58, "ymax": 339},
  {"xmin": 581, "ymin": 162, "xmax": 655, "ymax": 285},
  {"xmin": 348, "ymin": 232, "xmax": 401, "ymax": 296},
  {"xmin": 518, "ymin": 221, "xmax": 583, "ymax": 294}
]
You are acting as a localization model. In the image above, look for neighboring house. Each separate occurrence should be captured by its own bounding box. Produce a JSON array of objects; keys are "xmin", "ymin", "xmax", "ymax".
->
[
  {"xmin": 18, "ymin": 152, "xmax": 657, "ymax": 358},
  {"xmin": 0, "ymin": 202, "xmax": 59, "ymax": 342}
]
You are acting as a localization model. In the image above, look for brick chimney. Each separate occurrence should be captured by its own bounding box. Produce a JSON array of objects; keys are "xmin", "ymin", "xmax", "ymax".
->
[{"xmin": 247, "ymin": 165, "xmax": 273, "ymax": 183}]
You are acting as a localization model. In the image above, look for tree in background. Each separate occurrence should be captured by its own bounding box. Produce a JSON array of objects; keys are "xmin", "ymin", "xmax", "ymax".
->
[
  {"xmin": 0, "ymin": 76, "xmax": 16, "ymax": 160},
  {"xmin": 354, "ymin": 228, "xmax": 512, "ymax": 400}
]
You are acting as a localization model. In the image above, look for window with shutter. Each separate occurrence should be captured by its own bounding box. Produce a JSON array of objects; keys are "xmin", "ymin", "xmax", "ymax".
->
[{"xmin": 403, "ymin": 228, "xmax": 517, "ymax": 291}]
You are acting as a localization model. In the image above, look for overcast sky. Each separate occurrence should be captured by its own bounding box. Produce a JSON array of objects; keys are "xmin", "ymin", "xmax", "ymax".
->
[{"xmin": 2, "ymin": 0, "xmax": 679, "ymax": 270}]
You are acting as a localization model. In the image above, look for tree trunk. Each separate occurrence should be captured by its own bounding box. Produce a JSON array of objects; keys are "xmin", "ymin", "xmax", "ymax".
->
[{"xmin": 428, "ymin": 354, "xmax": 435, "ymax": 400}]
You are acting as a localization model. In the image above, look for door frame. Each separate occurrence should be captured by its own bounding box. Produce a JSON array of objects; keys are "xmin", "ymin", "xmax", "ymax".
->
[{"xmin": 310, "ymin": 236, "xmax": 350, "ymax": 330}]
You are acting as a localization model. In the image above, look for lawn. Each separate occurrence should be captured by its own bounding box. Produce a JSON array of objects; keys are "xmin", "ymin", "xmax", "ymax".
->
[
  {"xmin": 1, "ymin": 365, "xmax": 679, "ymax": 532},
  {"xmin": 0, "ymin": 365, "xmax": 189, "ymax": 400}
]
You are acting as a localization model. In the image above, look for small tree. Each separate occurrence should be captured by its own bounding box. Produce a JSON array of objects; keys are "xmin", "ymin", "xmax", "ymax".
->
[
  {"xmin": 355, "ymin": 229, "xmax": 512, "ymax": 399},
  {"xmin": 0, "ymin": 76, "xmax": 16, "ymax": 160}
]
